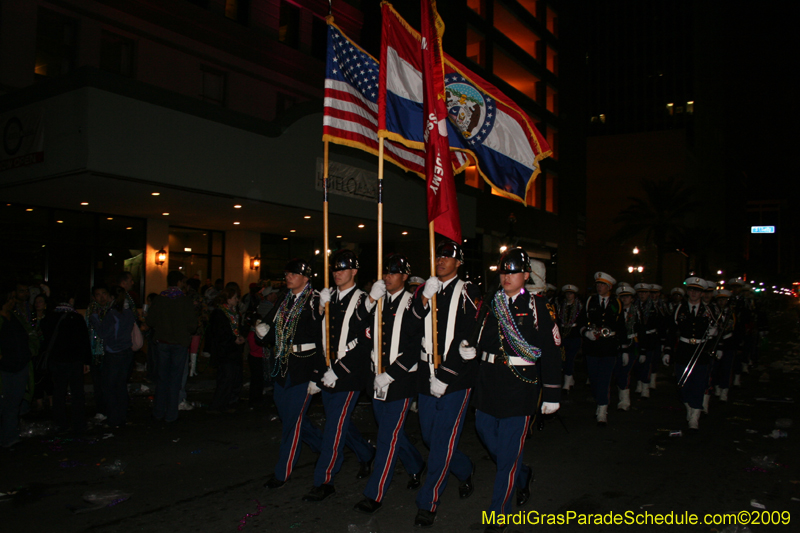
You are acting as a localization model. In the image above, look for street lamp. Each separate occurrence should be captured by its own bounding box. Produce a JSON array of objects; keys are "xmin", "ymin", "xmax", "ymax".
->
[{"xmin": 632, "ymin": 247, "xmax": 639, "ymax": 254}]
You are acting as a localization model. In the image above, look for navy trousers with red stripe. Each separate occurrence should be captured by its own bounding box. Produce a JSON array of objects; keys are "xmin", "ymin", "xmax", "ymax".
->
[
  {"xmin": 273, "ymin": 378, "xmax": 322, "ymax": 482},
  {"xmin": 364, "ymin": 397, "xmax": 424, "ymax": 502},
  {"xmin": 313, "ymin": 389, "xmax": 374, "ymax": 487},
  {"xmin": 475, "ymin": 410, "xmax": 531, "ymax": 515},
  {"xmin": 415, "ymin": 389, "xmax": 473, "ymax": 512}
]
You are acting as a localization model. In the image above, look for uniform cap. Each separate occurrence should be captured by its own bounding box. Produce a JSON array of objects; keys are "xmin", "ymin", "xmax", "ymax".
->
[
  {"xmin": 616, "ymin": 285, "xmax": 636, "ymax": 296},
  {"xmin": 284, "ymin": 258, "xmax": 312, "ymax": 278},
  {"xmin": 498, "ymin": 247, "xmax": 532, "ymax": 274},
  {"xmin": 561, "ymin": 284, "xmax": 579, "ymax": 293},
  {"xmin": 684, "ymin": 277, "xmax": 705, "ymax": 290},
  {"xmin": 634, "ymin": 283, "xmax": 651, "ymax": 291},
  {"xmin": 331, "ymin": 249, "xmax": 359, "ymax": 272},
  {"xmin": 435, "ymin": 240, "xmax": 464, "ymax": 262},
  {"xmin": 727, "ymin": 278, "xmax": 744, "ymax": 286},
  {"xmin": 546, "ymin": 283, "xmax": 557, "ymax": 291},
  {"xmin": 594, "ymin": 271, "xmax": 616, "ymax": 286},
  {"xmin": 650, "ymin": 284, "xmax": 663, "ymax": 292},
  {"xmin": 715, "ymin": 289, "xmax": 732, "ymax": 298},
  {"xmin": 384, "ymin": 253, "xmax": 411, "ymax": 275},
  {"xmin": 670, "ymin": 287, "xmax": 686, "ymax": 296}
]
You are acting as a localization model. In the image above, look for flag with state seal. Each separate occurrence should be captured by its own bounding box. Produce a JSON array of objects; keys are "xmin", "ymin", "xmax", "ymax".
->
[{"xmin": 378, "ymin": 3, "xmax": 552, "ymax": 205}]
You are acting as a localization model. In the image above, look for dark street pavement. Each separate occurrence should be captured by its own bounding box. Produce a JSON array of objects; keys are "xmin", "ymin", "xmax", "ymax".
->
[{"xmin": 4, "ymin": 307, "xmax": 799, "ymax": 533}]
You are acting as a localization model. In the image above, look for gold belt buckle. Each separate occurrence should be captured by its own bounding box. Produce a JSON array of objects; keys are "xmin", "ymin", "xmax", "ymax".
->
[{"xmin": 690, "ymin": 338, "xmax": 697, "ymax": 345}]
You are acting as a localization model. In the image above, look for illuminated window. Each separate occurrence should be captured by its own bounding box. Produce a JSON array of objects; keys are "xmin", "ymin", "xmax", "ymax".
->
[
  {"xmin": 525, "ymin": 176, "xmax": 541, "ymax": 208},
  {"xmin": 546, "ymin": 86, "xmax": 558, "ymax": 115},
  {"xmin": 466, "ymin": 26, "xmax": 486, "ymax": 68},
  {"xmin": 546, "ymin": 45, "xmax": 558, "ymax": 75},
  {"xmin": 225, "ymin": 0, "xmax": 250, "ymax": 24},
  {"xmin": 493, "ymin": 2, "xmax": 540, "ymax": 59},
  {"xmin": 545, "ymin": 173, "xmax": 558, "ymax": 214},
  {"xmin": 546, "ymin": 6, "xmax": 558, "ymax": 36},
  {"xmin": 35, "ymin": 8, "xmax": 77, "ymax": 78},
  {"xmin": 546, "ymin": 126, "xmax": 558, "ymax": 160},
  {"xmin": 464, "ymin": 165, "xmax": 484, "ymax": 190},
  {"xmin": 686, "ymin": 101, "xmax": 695, "ymax": 114},
  {"xmin": 467, "ymin": 0, "xmax": 485, "ymax": 17},
  {"xmin": 493, "ymin": 47, "xmax": 540, "ymax": 99},
  {"xmin": 666, "ymin": 103, "xmax": 674, "ymax": 115},
  {"xmin": 279, "ymin": 1, "xmax": 300, "ymax": 48}
]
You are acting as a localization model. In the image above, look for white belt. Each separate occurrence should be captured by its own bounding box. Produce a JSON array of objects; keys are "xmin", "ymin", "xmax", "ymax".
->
[
  {"xmin": 627, "ymin": 333, "xmax": 637, "ymax": 340},
  {"xmin": 336, "ymin": 338, "xmax": 359, "ymax": 358},
  {"xmin": 592, "ymin": 327, "xmax": 616, "ymax": 338},
  {"xmin": 679, "ymin": 337, "xmax": 706, "ymax": 345},
  {"xmin": 291, "ymin": 343, "xmax": 316, "ymax": 353},
  {"xmin": 645, "ymin": 329, "xmax": 658, "ymax": 335},
  {"xmin": 481, "ymin": 351, "xmax": 536, "ymax": 366}
]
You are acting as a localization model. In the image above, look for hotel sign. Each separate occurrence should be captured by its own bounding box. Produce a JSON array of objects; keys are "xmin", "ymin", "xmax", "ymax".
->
[
  {"xmin": 751, "ymin": 226, "xmax": 775, "ymax": 234},
  {"xmin": 1, "ymin": 108, "xmax": 44, "ymax": 173},
  {"xmin": 315, "ymin": 158, "xmax": 377, "ymax": 202}
]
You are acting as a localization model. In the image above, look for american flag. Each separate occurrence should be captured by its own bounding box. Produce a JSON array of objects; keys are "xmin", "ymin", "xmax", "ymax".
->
[{"xmin": 323, "ymin": 24, "xmax": 467, "ymax": 177}]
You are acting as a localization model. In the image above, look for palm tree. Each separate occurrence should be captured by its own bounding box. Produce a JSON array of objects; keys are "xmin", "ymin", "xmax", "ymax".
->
[{"xmin": 613, "ymin": 176, "xmax": 698, "ymax": 283}]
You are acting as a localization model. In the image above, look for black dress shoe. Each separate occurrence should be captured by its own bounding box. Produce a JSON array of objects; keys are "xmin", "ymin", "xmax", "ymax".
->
[
  {"xmin": 264, "ymin": 476, "xmax": 286, "ymax": 489},
  {"xmin": 414, "ymin": 509, "xmax": 436, "ymax": 528},
  {"xmin": 353, "ymin": 497, "xmax": 382, "ymax": 514},
  {"xmin": 407, "ymin": 463, "xmax": 426, "ymax": 490},
  {"xmin": 302, "ymin": 484, "xmax": 335, "ymax": 502},
  {"xmin": 458, "ymin": 463, "xmax": 475, "ymax": 499},
  {"xmin": 516, "ymin": 465, "xmax": 533, "ymax": 507},
  {"xmin": 357, "ymin": 448, "xmax": 376, "ymax": 479}
]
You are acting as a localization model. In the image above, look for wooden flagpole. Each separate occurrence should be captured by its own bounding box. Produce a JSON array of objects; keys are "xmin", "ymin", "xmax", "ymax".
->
[
  {"xmin": 323, "ymin": 141, "xmax": 332, "ymax": 367},
  {"xmin": 376, "ymin": 139, "xmax": 385, "ymax": 374},
  {"xmin": 430, "ymin": 222, "xmax": 440, "ymax": 368}
]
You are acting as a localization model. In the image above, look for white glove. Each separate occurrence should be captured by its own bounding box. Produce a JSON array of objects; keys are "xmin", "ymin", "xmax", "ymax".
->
[
  {"xmin": 369, "ymin": 280, "xmax": 387, "ymax": 302},
  {"xmin": 321, "ymin": 367, "xmax": 338, "ymax": 388},
  {"xmin": 255, "ymin": 322, "xmax": 270, "ymax": 339},
  {"xmin": 541, "ymin": 402, "xmax": 560, "ymax": 415},
  {"xmin": 639, "ymin": 354, "xmax": 646, "ymax": 364},
  {"xmin": 374, "ymin": 372, "xmax": 394, "ymax": 391},
  {"xmin": 662, "ymin": 353, "xmax": 670, "ymax": 365},
  {"xmin": 307, "ymin": 381, "xmax": 322, "ymax": 395},
  {"xmin": 707, "ymin": 326, "xmax": 719, "ymax": 337},
  {"xmin": 716, "ymin": 350, "xmax": 723, "ymax": 360},
  {"xmin": 422, "ymin": 277, "xmax": 442, "ymax": 299},
  {"xmin": 430, "ymin": 376, "xmax": 448, "ymax": 398},
  {"xmin": 621, "ymin": 353, "xmax": 629, "ymax": 366},
  {"xmin": 459, "ymin": 340, "xmax": 477, "ymax": 361},
  {"xmin": 319, "ymin": 288, "xmax": 332, "ymax": 307},
  {"xmin": 585, "ymin": 330, "xmax": 597, "ymax": 341}
]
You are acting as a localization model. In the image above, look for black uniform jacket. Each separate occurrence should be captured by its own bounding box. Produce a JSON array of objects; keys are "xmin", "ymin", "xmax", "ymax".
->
[
  {"xmin": 666, "ymin": 301, "xmax": 719, "ymax": 366},
  {"xmin": 316, "ymin": 287, "xmax": 372, "ymax": 392},
  {"xmin": 579, "ymin": 295, "xmax": 625, "ymax": 357},
  {"xmin": 370, "ymin": 289, "xmax": 422, "ymax": 402},
  {"xmin": 475, "ymin": 292, "xmax": 561, "ymax": 418},
  {"xmin": 259, "ymin": 288, "xmax": 322, "ymax": 387},
  {"xmin": 411, "ymin": 277, "xmax": 481, "ymax": 396},
  {"xmin": 635, "ymin": 299, "xmax": 663, "ymax": 351}
]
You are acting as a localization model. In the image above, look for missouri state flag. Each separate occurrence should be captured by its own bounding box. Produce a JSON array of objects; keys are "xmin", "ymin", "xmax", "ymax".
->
[{"xmin": 379, "ymin": 3, "xmax": 552, "ymax": 205}]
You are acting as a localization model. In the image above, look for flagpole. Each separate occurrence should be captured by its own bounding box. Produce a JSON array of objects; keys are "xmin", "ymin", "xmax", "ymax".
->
[
  {"xmin": 323, "ymin": 140, "xmax": 332, "ymax": 367},
  {"xmin": 376, "ymin": 139, "xmax": 384, "ymax": 375},
  {"xmin": 429, "ymin": 222, "xmax": 440, "ymax": 368}
]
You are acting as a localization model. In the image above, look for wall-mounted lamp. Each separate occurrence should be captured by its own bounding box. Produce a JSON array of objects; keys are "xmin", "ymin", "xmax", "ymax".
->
[
  {"xmin": 156, "ymin": 249, "xmax": 167, "ymax": 266},
  {"xmin": 250, "ymin": 255, "xmax": 261, "ymax": 271}
]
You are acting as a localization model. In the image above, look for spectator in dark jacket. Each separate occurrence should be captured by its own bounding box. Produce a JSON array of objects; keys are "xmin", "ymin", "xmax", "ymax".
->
[
  {"xmin": 146, "ymin": 272, "xmax": 198, "ymax": 423},
  {"xmin": 0, "ymin": 283, "xmax": 35, "ymax": 448},
  {"xmin": 40, "ymin": 288, "xmax": 92, "ymax": 435},
  {"xmin": 90, "ymin": 286, "xmax": 136, "ymax": 430},
  {"xmin": 207, "ymin": 286, "xmax": 245, "ymax": 414}
]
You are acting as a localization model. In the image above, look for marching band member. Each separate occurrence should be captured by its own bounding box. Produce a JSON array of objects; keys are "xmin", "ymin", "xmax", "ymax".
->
[
  {"xmin": 354, "ymin": 254, "xmax": 425, "ymax": 514},
  {"xmin": 613, "ymin": 284, "xmax": 637, "ymax": 410},
  {"xmin": 579, "ymin": 272, "xmax": 625, "ymax": 425},
  {"xmin": 411, "ymin": 240, "xmax": 481, "ymax": 528},
  {"xmin": 558, "ymin": 284, "xmax": 582, "ymax": 391},
  {"xmin": 633, "ymin": 283, "xmax": 660, "ymax": 398},
  {"xmin": 474, "ymin": 248, "xmax": 561, "ymax": 533}
]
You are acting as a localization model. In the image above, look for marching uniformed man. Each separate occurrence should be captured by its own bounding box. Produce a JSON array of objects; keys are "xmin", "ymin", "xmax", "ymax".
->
[
  {"xmin": 354, "ymin": 254, "xmax": 425, "ymax": 514},
  {"xmin": 579, "ymin": 272, "xmax": 625, "ymax": 425},
  {"xmin": 303, "ymin": 249, "xmax": 375, "ymax": 502},
  {"xmin": 472, "ymin": 248, "xmax": 561, "ymax": 533},
  {"xmin": 613, "ymin": 284, "xmax": 637, "ymax": 410},
  {"xmin": 648, "ymin": 283, "xmax": 667, "ymax": 390},
  {"xmin": 711, "ymin": 289, "xmax": 738, "ymax": 402},
  {"xmin": 662, "ymin": 277, "xmax": 719, "ymax": 430},
  {"xmin": 633, "ymin": 283, "xmax": 660, "ymax": 398},
  {"xmin": 558, "ymin": 284, "xmax": 582, "ymax": 391},
  {"xmin": 411, "ymin": 240, "xmax": 481, "ymax": 528},
  {"xmin": 257, "ymin": 259, "xmax": 323, "ymax": 490},
  {"xmin": 669, "ymin": 287, "xmax": 685, "ymax": 314}
]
